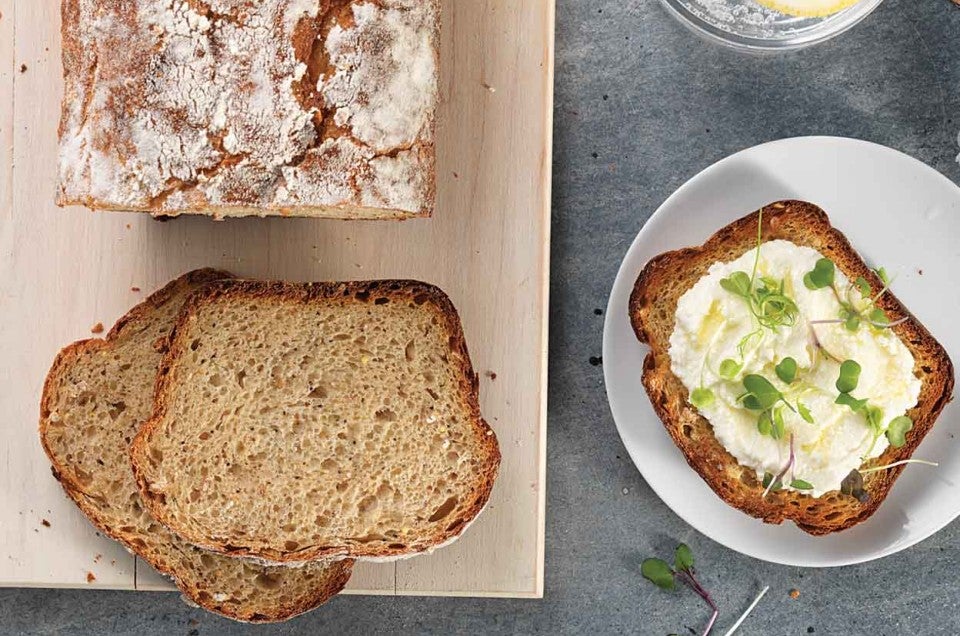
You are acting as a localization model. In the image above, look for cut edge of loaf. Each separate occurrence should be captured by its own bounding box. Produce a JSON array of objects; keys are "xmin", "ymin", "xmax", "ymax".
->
[
  {"xmin": 39, "ymin": 269, "xmax": 354, "ymax": 622},
  {"xmin": 629, "ymin": 200, "xmax": 955, "ymax": 535},
  {"xmin": 131, "ymin": 279, "xmax": 501, "ymax": 563},
  {"xmin": 53, "ymin": 200, "xmax": 433, "ymax": 221}
]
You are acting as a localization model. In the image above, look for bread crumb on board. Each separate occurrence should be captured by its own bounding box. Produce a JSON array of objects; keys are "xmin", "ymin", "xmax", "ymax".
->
[
  {"xmin": 485, "ymin": 371, "xmax": 497, "ymax": 380},
  {"xmin": 41, "ymin": 519, "xmax": 51, "ymax": 528},
  {"xmin": 86, "ymin": 572, "xmax": 96, "ymax": 583},
  {"xmin": 790, "ymin": 588, "xmax": 800, "ymax": 599},
  {"xmin": 90, "ymin": 322, "xmax": 104, "ymax": 334},
  {"xmin": 20, "ymin": 63, "xmax": 27, "ymax": 73}
]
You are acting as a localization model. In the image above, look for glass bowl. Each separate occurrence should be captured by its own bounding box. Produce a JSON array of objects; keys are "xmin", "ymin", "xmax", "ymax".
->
[{"xmin": 658, "ymin": 0, "xmax": 885, "ymax": 51}]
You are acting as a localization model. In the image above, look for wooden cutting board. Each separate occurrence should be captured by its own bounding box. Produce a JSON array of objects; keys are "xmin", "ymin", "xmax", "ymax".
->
[{"xmin": 0, "ymin": 0, "xmax": 553, "ymax": 598}]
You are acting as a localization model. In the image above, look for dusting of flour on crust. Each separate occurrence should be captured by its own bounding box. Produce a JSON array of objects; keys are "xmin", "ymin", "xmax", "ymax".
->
[{"xmin": 57, "ymin": 0, "xmax": 438, "ymax": 218}]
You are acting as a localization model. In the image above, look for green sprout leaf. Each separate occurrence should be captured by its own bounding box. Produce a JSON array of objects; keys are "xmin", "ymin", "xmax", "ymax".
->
[
  {"xmin": 762, "ymin": 472, "xmax": 783, "ymax": 491},
  {"xmin": 742, "ymin": 374, "xmax": 783, "ymax": 410},
  {"xmin": 865, "ymin": 406, "xmax": 884, "ymax": 433},
  {"xmin": 868, "ymin": 307, "xmax": 889, "ymax": 326},
  {"xmin": 836, "ymin": 392, "xmax": 868, "ymax": 412},
  {"xmin": 855, "ymin": 276, "xmax": 872, "ymax": 297},
  {"xmin": 719, "ymin": 271, "xmax": 752, "ymax": 298},
  {"xmin": 874, "ymin": 267, "xmax": 891, "ymax": 286},
  {"xmin": 797, "ymin": 401, "xmax": 814, "ymax": 424},
  {"xmin": 886, "ymin": 416, "xmax": 914, "ymax": 448},
  {"xmin": 836, "ymin": 360, "xmax": 862, "ymax": 394},
  {"xmin": 719, "ymin": 358, "xmax": 742, "ymax": 380},
  {"xmin": 790, "ymin": 479, "xmax": 814, "ymax": 490},
  {"xmin": 757, "ymin": 410, "xmax": 773, "ymax": 436},
  {"xmin": 690, "ymin": 387, "xmax": 715, "ymax": 410},
  {"xmin": 804, "ymin": 258, "xmax": 835, "ymax": 290},
  {"xmin": 674, "ymin": 544, "xmax": 694, "ymax": 571},
  {"xmin": 775, "ymin": 357, "xmax": 798, "ymax": 384},
  {"xmin": 771, "ymin": 407, "xmax": 786, "ymax": 440},
  {"xmin": 642, "ymin": 558, "xmax": 675, "ymax": 590},
  {"xmin": 844, "ymin": 313, "xmax": 861, "ymax": 332}
]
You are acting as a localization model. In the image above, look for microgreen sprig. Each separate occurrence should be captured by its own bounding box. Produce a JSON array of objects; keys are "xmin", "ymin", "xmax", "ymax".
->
[
  {"xmin": 804, "ymin": 260, "xmax": 906, "ymax": 332},
  {"xmin": 643, "ymin": 544, "xmax": 768, "ymax": 636},
  {"xmin": 720, "ymin": 272, "xmax": 799, "ymax": 332},
  {"xmin": 642, "ymin": 544, "xmax": 718, "ymax": 636},
  {"xmin": 832, "ymin": 359, "xmax": 914, "ymax": 450},
  {"xmin": 737, "ymin": 369, "xmax": 812, "ymax": 439},
  {"xmin": 718, "ymin": 209, "xmax": 799, "ymax": 334},
  {"xmin": 842, "ymin": 459, "xmax": 938, "ymax": 503},
  {"xmin": 761, "ymin": 434, "xmax": 796, "ymax": 499}
]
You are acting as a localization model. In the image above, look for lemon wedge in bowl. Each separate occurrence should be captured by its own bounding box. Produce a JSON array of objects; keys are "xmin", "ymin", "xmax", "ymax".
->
[{"xmin": 753, "ymin": 0, "xmax": 862, "ymax": 17}]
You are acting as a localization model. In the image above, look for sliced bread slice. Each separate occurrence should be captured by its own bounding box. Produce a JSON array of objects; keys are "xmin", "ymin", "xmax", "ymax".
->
[
  {"xmin": 130, "ymin": 280, "xmax": 501, "ymax": 563},
  {"xmin": 39, "ymin": 270, "xmax": 353, "ymax": 622},
  {"xmin": 629, "ymin": 200, "xmax": 954, "ymax": 534}
]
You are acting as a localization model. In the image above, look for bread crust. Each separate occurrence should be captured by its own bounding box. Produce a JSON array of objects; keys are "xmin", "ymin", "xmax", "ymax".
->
[
  {"xmin": 131, "ymin": 279, "xmax": 501, "ymax": 563},
  {"xmin": 39, "ymin": 270, "xmax": 353, "ymax": 622},
  {"xmin": 57, "ymin": 0, "xmax": 438, "ymax": 220},
  {"xmin": 629, "ymin": 200, "xmax": 955, "ymax": 534}
]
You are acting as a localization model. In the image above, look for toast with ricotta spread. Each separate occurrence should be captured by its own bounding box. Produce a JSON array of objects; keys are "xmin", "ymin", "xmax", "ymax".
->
[{"xmin": 630, "ymin": 200, "xmax": 954, "ymax": 534}]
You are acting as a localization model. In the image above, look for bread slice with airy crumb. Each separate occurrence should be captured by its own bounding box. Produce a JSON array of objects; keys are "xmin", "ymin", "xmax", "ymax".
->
[
  {"xmin": 131, "ymin": 280, "xmax": 500, "ymax": 563},
  {"xmin": 630, "ymin": 200, "xmax": 954, "ymax": 535},
  {"xmin": 39, "ymin": 270, "xmax": 353, "ymax": 622}
]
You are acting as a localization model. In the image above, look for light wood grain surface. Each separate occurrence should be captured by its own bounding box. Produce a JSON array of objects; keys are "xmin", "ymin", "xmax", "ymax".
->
[{"xmin": 0, "ymin": 0, "xmax": 553, "ymax": 598}]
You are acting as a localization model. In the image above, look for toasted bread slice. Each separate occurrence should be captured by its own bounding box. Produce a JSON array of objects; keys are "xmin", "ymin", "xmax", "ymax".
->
[
  {"xmin": 630, "ymin": 200, "xmax": 954, "ymax": 534},
  {"xmin": 39, "ymin": 270, "xmax": 353, "ymax": 622},
  {"xmin": 130, "ymin": 280, "xmax": 500, "ymax": 563}
]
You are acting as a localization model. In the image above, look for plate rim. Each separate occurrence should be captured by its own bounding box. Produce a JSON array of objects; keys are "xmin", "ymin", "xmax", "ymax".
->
[{"xmin": 602, "ymin": 135, "xmax": 960, "ymax": 567}]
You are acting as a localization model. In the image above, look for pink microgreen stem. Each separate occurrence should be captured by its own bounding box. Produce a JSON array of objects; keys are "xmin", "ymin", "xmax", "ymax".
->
[
  {"xmin": 676, "ymin": 569, "xmax": 719, "ymax": 636},
  {"xmin": 762, "ymin": 434, "xmax": 795, "ymax": 499}
]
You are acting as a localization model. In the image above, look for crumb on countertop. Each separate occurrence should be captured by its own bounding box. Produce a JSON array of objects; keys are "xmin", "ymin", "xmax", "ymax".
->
[
  {"xmin": 790, "ymin": 588, "xmax": 800, "ymax": 599},
  {"xmin": 19, "ymin": 63, "xmax": 27, "ymax": 73},
  {"xmin": 94, "ymin": 554, "xmax": 102, "ymax": 563},
  {"xmin": 131, "ymin": 286, "xmax": 141, "ymax": 292},
  {"xmin": 86, "ymin": 572, "xmax": 96, "ymax": 583},
  {"xmin": 485, "ymin": 371, "xmax": 497, "ymax": 380},
  {"xmin": 41, "ymin": 519, "xmax": 51, "ymax": 528},
  {"xmin": 90, "ymin": 322, "xmax": 104, "ymax": 334}
]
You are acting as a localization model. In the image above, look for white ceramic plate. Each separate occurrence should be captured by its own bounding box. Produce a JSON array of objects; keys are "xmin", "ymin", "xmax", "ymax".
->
[{"xmin": 603, "ymin": 136, "xmax": 960, "ymax": 567}]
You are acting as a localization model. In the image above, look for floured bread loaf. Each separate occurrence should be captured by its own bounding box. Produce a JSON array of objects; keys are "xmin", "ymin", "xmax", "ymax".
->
[
  {"xmin": 131, "ymin": 280, "xmax": 501, "ymax": 563},
  {"xmin": 39, "ymin": 270, "xmax": 353, "ymax": 622},
  {"xmin": 58, "ymin": 0, "xmax": 438, "ymax": 219}
]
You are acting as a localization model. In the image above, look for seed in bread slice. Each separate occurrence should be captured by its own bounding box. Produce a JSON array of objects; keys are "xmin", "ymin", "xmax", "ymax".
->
[
  {"xmin": 629, "ymin": 200, "xmax": 954, "ymax": 535},
  {"xmin": 39, "ymin": 270, "xmax": 353, "ymax": 622},
  {"xmin": 130, "ymin": 279, "xmax": 501, "ymax": 563}
]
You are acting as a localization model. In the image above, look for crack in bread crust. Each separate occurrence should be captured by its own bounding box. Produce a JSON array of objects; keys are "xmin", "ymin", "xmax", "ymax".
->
[{"xmin": 629, "ymin": 200, "xmax": 955, "ymax": 535}]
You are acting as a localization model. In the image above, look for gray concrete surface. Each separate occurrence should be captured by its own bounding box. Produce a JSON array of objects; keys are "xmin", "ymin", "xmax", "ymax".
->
[{"xmin": 4, "ymin": 0, "xmax": 960, "ymax": 633}]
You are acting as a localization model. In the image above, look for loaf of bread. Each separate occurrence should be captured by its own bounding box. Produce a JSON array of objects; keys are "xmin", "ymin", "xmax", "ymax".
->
[
  {"xmin": 630, "ymin": 201, "xmax": 954, "ymax": 534},
  {"xmin": 131, "ymin": 279, "xmax": 501, "ymax": 563},
  {"xmin": 39, "ymin": 270, "xmax": 353, "ymax": 622},
  {"xmin": 58, "ymin": 0, "xmax": 438, "ymax": 219}
]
